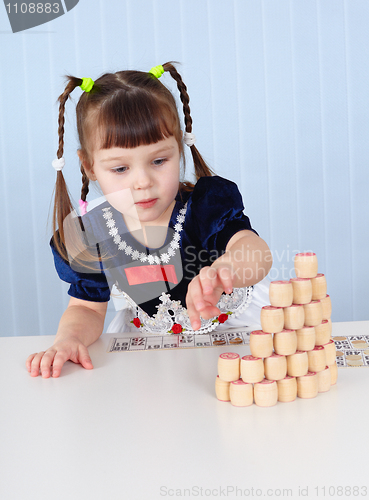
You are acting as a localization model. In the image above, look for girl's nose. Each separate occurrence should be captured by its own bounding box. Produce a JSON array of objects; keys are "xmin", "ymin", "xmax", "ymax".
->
[{"xmin": 133, "ymin": 167, "xmax": 153, "ymax": 190}]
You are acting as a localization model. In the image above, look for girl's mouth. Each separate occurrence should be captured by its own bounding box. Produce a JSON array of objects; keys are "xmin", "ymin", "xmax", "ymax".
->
[{"xmin": 135, "ymin": 198, "xmax": 157, "ymax": 208}]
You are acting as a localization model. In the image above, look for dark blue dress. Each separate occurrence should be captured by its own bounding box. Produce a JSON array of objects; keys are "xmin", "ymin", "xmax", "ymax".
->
[{"xmin": 51, "ymin": 176, "xmax": 260, "ymax": 334}]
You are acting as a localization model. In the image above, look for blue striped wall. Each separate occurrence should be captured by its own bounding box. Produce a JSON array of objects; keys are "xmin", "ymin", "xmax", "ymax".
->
[{"xmin": 1, "ymin": 0, "xmax": 368, "ymax": 336}]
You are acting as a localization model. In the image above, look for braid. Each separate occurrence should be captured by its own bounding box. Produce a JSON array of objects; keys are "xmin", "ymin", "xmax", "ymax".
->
[
  {"xmin": 162, "ymin": 63, "xmax": 192, "ymax": 133},
  {"xmin": 162, "ymin": 62, "xmax": 213, "ymax": 180},
  {"xmin": 56, "ymin": 77, "xmax": 82, "ymax": 159},
  {"xmin": 80, "ymin": 164, "xmax": 90, "ymax": 202},
  {"xmin": 52, "ymin": 76, "xmax": 83, "ymax": 260}
]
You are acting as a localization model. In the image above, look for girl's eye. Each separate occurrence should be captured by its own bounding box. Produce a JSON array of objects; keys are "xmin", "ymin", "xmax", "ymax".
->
[
  {"xmin": 153, "ymin": 158, "xmax": 166, "ymax": 166},
  {"xmin": 112, "ymin": 166, "xmax": 127, "ymax": 174}
]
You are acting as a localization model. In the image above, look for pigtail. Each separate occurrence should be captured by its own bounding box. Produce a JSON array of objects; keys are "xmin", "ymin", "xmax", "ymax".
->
[
  {"xmin": 80, "ymin": 164, "xmax": 90, "ymax": 202},
  {"xmin": 52, "ymin": 76, "xmax": 83, "ymax": 260},
  {"xmin": 162, "ymin": 62, "xmax": 213, "ymax": 180}
]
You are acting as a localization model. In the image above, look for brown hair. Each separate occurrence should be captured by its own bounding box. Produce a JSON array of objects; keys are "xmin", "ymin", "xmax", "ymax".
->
[{"xmin": 52, "ymin": 62, "xmax": 213, "ymax": 260}]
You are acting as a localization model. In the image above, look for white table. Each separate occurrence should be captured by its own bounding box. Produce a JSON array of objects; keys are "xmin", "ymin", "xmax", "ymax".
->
[{"xmin": 1, "ymin": 321, "xmax": 368, "ymax": 500}]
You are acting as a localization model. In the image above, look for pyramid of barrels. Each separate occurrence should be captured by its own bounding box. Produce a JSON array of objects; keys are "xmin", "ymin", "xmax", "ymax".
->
[{"xmin": 215, "ymin": 252, "xmax": 337, "ymax": 407}]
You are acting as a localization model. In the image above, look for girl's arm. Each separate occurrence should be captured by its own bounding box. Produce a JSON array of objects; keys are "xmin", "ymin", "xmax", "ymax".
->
[
  {"xmin": 213, "ymin": 230, "xmax": 272, "ymax": 287},
  {"xmin": 26, "ymin": 297, "xmax": 108, "ymax": 378},
  {"xmin": 186, "ymin": 230, "xmax": 272, "ymax": 330}
]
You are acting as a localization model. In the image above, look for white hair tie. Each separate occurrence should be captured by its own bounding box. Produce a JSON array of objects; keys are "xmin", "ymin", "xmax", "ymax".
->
[
  {"xmin": 52, "ymin": 157, "xmax": 65, "ymax": 171},
  {"xmin": 184, "ymin": 132, "xmax": 196, "ymax": 147}
]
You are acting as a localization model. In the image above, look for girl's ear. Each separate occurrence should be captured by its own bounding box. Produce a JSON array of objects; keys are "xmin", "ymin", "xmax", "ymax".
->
[{"xmin": 77, "ymin": 150, "xmax": 96, "ymax": 181}]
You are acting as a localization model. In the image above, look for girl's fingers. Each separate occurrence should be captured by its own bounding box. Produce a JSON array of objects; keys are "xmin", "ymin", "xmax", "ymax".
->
[
  {"xmin": 52, "ymin": 345, "xmax": 93, "ymax": 377},
  {"xmin": 199, "ymin": 265, "xmax": 234, "ymax": 297},
  {"xmin": 215, "ymin": 265, "xmax": 234, "ymax": 294},
  {"xmin": 179, "ymin": 264, "xmax": 236, "ymax": 332},
  {"xmin": 186, "ymin": 277, "xmax": 222, "ymax": 329},
  {"xmin": 199, "ymin": 266, "xmax": 218, "ymax": 295},
  {"xmin": 186, "ymin": 290, "xmax": 202, "ymax": 331},
  {"xmin": 186, "ymin": 281, "xmax": 215, "ymax": 328},
  {"xmin": 188, "ymin": 275, "xmax": 208, "ymax": 312},
  {"xmin": 29, "ymin": 351, "xmax": 46, "ymax": 377},
  {"xmin": 26, "ymin": 353, "xmax": 37, "ymax": 372},
  {"xmin": 78, "ymin": 345, "xmax": 94, "ymax": 370},
  {"xmin": 27, "ymin": 341, "xmax": 93, "ymax": 378},
  {"xmin": 200, "ymin": 305, "xmax": 221, "ymax": 320},
  {"xmin": 40, "ymin": 350, "xmax": 58, "ymax": 378},
  {"xmin": 51, "ymin": 350, "xmax": 71, "ymax": 378},
  {"xmin": 189, "ymin": 302, "xmax": 220, "ymax": 325}
]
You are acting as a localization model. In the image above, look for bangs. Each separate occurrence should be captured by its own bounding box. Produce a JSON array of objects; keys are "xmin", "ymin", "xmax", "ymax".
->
[{"xmin": 96, "ymin": 90, "xmax": 180, "ymax": 149}]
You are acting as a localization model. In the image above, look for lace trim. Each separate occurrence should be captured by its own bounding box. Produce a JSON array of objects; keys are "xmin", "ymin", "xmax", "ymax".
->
[
  {"xmin": 115, "ymin": 284, "xmax": 254, "ymax": 335},
  {"xmin": 102, "ymin": 204, "xmax": 187, "ymax": 265}
]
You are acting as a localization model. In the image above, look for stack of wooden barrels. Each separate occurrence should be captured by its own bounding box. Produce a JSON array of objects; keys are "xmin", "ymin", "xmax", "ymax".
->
[{"xmin": 215, "ymin": 252, "xmax": 337, "ymax": 407}]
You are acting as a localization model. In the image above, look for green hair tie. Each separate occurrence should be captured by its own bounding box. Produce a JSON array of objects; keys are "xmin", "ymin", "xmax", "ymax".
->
[
  {"xmin": 80, "ymin": 77, "xmax": 94, "ymax": 93},
  {"xmin": 149, "ymin": 65, "xmax": 164, "ymax": 78}
]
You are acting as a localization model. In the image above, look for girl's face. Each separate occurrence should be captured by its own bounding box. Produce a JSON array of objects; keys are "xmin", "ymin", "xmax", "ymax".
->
[{"xmin": 82, "ymin": 136, "xmax": 181, "ymax": 227}]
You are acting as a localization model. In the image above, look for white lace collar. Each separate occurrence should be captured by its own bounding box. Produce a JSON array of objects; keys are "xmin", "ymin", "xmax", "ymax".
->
[
  {"xmin": 102, "ymin": 203, "xmax": 187, "ymax": 265},
  {"xmin": 116, "ymin": 285, "xmax": 254, "ymax": 335}
]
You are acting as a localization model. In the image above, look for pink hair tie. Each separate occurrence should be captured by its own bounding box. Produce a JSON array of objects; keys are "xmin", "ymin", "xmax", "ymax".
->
[{"xmin": 79, "ymin": 199, "xmax": 88, "ymax": 216}]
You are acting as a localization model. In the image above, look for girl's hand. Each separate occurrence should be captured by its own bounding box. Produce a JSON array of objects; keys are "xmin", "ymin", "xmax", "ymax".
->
[
  {"xmin": 186, "ymin": 263, "xmax": 234, "ymax": 331},
  {"xmin": 26, "ymin": 337, "xmax": 93, "ymax": 378}
]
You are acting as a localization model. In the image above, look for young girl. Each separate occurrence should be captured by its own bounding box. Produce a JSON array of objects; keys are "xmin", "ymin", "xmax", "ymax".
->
[{"xmin": 26, "ymin": 62, "xmax": 272, "ymax": 378}]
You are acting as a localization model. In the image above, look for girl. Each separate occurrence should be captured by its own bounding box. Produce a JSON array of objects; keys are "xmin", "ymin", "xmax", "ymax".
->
[{"xmin": 26, "ymin": 62, "xmax": 272, "ymax": 378}]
